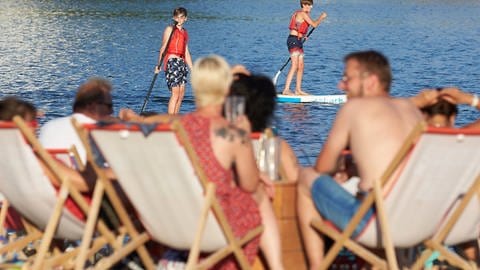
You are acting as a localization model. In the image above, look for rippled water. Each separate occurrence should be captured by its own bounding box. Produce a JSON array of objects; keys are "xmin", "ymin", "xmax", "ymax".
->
[{"xmin": 1, "ymin": 0, "xmax": 479, "ymax": 164}]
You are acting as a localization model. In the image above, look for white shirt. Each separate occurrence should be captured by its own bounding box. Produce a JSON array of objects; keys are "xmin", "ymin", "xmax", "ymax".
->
[{"xmin": 39, "ymin": 113, "xmax": 96, "ymax": 165}]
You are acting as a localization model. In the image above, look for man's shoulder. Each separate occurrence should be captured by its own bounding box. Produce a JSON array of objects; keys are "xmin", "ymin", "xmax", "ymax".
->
[
  {"xmin": 41, "ymin": 115, "xmax": 72, "ymax": 129},
  {"xmin": 41, "ymin": 113, "xmax": 95, "ymax": 131},
  {"xmin": 344, "ymin": 96, "xmax": 413, "ymax": 109},
  {"xmin": 340, "ymin": 97, "xmax": 419, "ymax": 121},
  {"xmin": 71, "ymin": 113, "xmax": 96, "ymax": 124}
]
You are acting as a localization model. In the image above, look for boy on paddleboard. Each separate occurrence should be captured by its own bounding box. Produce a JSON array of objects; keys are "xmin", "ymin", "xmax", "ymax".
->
[
  {"xmin": 282, "ymin": 0, "xmax": 327, "ymax": 96},
  {"xmin": 155, "ymin": 7, "xmax": 193, "ymax": 114}
]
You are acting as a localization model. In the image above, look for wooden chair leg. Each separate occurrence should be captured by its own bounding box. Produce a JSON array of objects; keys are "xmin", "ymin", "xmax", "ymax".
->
[
  {"xmin": 186, "ymin": 183, "xmax": 215, "ymax": 270},
  {"xmin": 0, "ymin": 200, "xmax": 9, "ymax": 236},
  {"xmin": 373, "ymin": 179, "xmax": 398, "ymax": 270},
  {"xmin": 31, "ymin": 184, "xmax": 70, "ymax": 270},
  {"xmin": 74, "ymin": 181, "xmax": 105, "ymax": 270}
]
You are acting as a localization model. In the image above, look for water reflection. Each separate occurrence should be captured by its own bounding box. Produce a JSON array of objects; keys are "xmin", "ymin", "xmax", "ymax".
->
[
  {"xmin": 280, "ymin": 104, "xmax": 310, "ymax": 122},
  {"xmin": 1, "ymin": 0, "xmax": 479, "ymax": 165}
]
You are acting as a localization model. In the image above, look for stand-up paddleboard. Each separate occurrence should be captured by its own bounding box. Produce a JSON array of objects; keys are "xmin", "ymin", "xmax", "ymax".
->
[{"xmin": 277, "ymin": 94, "xmax": 347, "ymax": 104}]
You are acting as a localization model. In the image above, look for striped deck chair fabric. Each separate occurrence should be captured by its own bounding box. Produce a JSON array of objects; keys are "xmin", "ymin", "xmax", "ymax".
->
[
  {"xmin": 0, "ymin": 119, "xmax": 85, "ymax": 269},
  {"xmin": 82, "ymin": 120, "xmax": 263, "ymax": 270}
]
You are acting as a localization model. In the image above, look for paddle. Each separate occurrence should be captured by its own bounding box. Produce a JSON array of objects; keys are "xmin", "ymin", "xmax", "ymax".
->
[
  {"xmin": 272, "ymin": 27, "xmax": 316, "ymax": 86},
  {"xmin": 140, "ymin": 21, "xmax": 177, "ymax": 114}
]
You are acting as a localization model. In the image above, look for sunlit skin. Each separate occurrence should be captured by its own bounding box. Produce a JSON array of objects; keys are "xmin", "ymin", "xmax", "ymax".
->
[{"xmin": 338, "ymin": 59, "xmax": 369, "ymax": 99}]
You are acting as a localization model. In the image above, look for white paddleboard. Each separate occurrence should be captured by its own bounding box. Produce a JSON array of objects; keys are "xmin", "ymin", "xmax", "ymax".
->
[{"xmin": 277, "ymin": 94, "xmax": 347, "ymax": 104}]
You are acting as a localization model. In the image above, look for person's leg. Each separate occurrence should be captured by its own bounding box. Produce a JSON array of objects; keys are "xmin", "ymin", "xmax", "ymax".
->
[
  {"xmin": 295, "ymin": 55, "xmax": 309, "ymax": 96},
  {"xmin": 282, "ymin": 54, "xmax": 299, "ymax": 95},
  {"xmin": 297, "ymin": 167, "xmax": 325, "ymax": 270},
  {"xmin": 310, "ymin": 175, "xmax": 373, "ymax": 236},
  {"xmin": 168, "ymin": 86, "xmax": 180, "ymax": 114},
  {"xmin": 297, "ymin": 167, "xmax": 325, "ymax": 269},
  {"xmin": 173, "ymin": 60, "xmax": 188, "ymax": 114},
  {"xmin": 166, "ymin": 58, "xmax": 186, "ymax": 115},
  {"xmin": 253, "ymin": 187, "xmax": 284, "ymax": 270},
  {"xmin": 298, "ymin": 168, "xmax": 374, "ymax": 269},
  {"xmin": 174, "ymin": 84, "xmax": 185, "ymax": 114}
]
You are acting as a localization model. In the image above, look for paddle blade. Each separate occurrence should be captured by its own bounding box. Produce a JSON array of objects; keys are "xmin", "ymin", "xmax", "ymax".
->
[{"xmin": 272, "ymin": 70, "xmax": 282, "ymax": 86}]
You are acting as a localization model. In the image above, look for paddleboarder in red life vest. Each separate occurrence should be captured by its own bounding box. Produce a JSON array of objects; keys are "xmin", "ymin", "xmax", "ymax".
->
[
  {"xmin": 155, "ymin": 7, "xmax": 193, "ymax": 114},
  {"xmin": 282, "ymin": 0, "xmax": 327, "ymax": 96}
]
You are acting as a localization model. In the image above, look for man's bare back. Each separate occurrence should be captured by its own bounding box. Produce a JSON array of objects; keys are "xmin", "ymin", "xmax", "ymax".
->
[{"xmin": 340, "ymin": 97, "xmax": 423, "ymax": 191}]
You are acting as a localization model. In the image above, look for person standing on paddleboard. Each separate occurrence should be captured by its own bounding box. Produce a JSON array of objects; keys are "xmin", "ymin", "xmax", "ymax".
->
[
  {"xmin": 282, "ymin": 0, "xmax": 327, "ymax": 96},
  {"xmin": 155, "ymin": 7, "xmax": 193, "ymax": 114}
]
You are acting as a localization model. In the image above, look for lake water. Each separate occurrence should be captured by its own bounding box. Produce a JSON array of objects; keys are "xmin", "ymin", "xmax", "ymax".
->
[{"xmin": 1, "ymin": 0, "xmax": 479, "ymax": 165}]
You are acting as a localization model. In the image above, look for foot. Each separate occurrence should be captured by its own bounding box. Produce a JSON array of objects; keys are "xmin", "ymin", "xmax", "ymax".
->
[
  {"xmin": 282, "ymin": 89, "xmax": 294, "ymax": 95},
  {"xmin": 295, "ymin": 89, "xmax": 310, "ymax": 96}
]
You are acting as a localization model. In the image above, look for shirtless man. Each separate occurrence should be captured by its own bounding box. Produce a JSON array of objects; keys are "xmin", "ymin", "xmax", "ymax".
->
[{"xmin": 296, "ymin": 50, "xmax": 423, "ymax": 269}]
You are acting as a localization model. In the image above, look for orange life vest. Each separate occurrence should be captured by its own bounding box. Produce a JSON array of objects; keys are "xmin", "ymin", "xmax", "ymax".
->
[
  {"xmin": 163, "ymin": 27, "xmax": 189, "ymax": 70},
  {"xmin": 288, "ymin": 10, "xmax": 309, "ymax": 37}
]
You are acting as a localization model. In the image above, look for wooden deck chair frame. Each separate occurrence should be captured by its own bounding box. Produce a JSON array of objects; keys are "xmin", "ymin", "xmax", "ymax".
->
[
  {"xmin": 0, "ymin": 199, "xmax": 43, "ymax": 264},
  {"xmin": 76, "ymin": 119, "xmax": 263, "ymax": 270},
  {"xmin": 0, "ymin": 117, "xmax": 121, "ymax": 269},
  {"xmin": 0, "ymin": 198, "xmax": 10, "ymax": 237},
  {"xmin": 72, "ymin": 118, "xmax": 155, "ymax": 270},
  {"xmin": 16, "ymin": 146, "xmax": 85, "ymax": 263},
  {"xmin": 310, "ymin": 122, "xmax": 480, "ymax": 270},
  {"xmin": 47, "ymin": 145, "xmax": 85, "ymax": 171}
]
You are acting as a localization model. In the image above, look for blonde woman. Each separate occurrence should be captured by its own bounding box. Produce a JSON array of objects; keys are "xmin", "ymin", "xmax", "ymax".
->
[{"xmin": 181, "ymin": 55, "xmax": 284, "ymax": 270}]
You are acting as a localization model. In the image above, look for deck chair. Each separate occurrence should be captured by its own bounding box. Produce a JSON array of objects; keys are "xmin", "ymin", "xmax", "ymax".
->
[
  {"xmin": 47, "ymin": 146, "xmax": 84, "ymax": 171},
  {"xmin": 311, "ymin": 122, "xmax": 480, "ymax": 270},
  {"xmin": 0, "ymin": 117, "xmax": 119, "ymax": 269},
  {"xmin": 77, "ymin": 120, "xmax": 264, "ymax": 270}
]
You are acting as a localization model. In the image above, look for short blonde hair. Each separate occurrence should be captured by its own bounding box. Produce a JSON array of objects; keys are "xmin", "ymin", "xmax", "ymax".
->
[{"xmin": 191, "ymin": 55, "xmax": 232, "ymax": 108}]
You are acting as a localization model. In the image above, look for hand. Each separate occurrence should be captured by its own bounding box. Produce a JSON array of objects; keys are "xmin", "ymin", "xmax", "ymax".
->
[
  {"xmin": 259, "ymin": 172, "xmax": 275, "ymax": 199},
  {"xmin": 154, "ymin": 65, "xmax": 161, "ymax": 74},
  {"xmin": 440, "ymin": 87, "xmax": 472, "ymax": 105},
  {"xmin": 231, "ymin": 64, "xmax": 251, "ymax": 78},
  {"xmin": 332, "ymin": 154, "xmax": 357, "ymax": 183},
  {"xmin": 232, "ymin": 114, "xmax": 252, "ymax": 134},
  {"xmin": 320, "ymin": 12, "xmax": 327, "ymax": 20},
  {"xmin": 119, "ymin": 108, "xmax": 141, "ymax": 122},
  {"xmin": 411, "ymin": 89, "xmax": 440, "ymax": 108}
]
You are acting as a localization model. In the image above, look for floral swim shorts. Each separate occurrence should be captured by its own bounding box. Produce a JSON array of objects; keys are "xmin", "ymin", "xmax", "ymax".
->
[{"xmin": 165, "ymin": 58, "xmax": 188, "ymax": 90}]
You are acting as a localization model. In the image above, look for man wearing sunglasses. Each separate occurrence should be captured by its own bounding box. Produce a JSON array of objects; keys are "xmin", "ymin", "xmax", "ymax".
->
[{"xmin": 40, "ymin": 77, "xmax": 115, "ymax": 166}]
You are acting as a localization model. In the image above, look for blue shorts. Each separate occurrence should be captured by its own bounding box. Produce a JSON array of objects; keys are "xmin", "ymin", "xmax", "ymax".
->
[
  {"xmin": 311, "ymin": 174, "xmax": 374, "ymax": 237},
  {"xmin": 165, "ymin": 58, "xmax": 188, "ymax": 90},
  {"xmin": 287, "ymin": 35, "xmax": 304, "ymax": 54}
]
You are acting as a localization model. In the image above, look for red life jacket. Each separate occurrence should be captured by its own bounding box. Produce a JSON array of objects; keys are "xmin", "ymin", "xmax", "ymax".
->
[
  {"xmin": 163, "ymin": 27, "xmax": 189, "ymax": 70},
  {"xmin": 288, "ymin": 10, "xmax": 309, "ymax": 37}
]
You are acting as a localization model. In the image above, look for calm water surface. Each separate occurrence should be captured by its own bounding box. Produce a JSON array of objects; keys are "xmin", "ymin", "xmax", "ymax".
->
[{"xmin": 1, "ymin": 0, "xmax": 479, "ymax": 164}]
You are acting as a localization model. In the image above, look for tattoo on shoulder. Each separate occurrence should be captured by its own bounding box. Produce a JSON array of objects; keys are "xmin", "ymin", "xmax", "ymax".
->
[
  {"xmin": 214, "ymin": 126, "xmax": 250, "ymax": 144},
  {"xmin": 237, "ymin": 129, "xmax": 249, "ymax": 144},
  {"xmin": 215, "ymin": 127, "xmax": 235, "ymax": 142}
]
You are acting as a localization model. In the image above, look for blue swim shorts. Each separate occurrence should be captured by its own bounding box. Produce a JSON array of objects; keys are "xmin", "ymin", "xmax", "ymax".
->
[
  {"xmin": 165, "ymin": 58, "xmax": 188, "ymax": 90},
  {"xmin": 286, "ymin": 35, "xmax": 304, "ymax": 55},
  {"xmin": 311, "ymin": 174, "xmax": 374, "ymax": 237}
]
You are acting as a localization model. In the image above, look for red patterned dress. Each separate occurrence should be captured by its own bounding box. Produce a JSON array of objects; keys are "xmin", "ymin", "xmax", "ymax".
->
[{"xmin": 180, "ymin": 113, "xmax": 262, "ymax": 270}]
